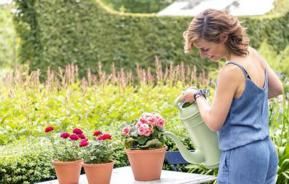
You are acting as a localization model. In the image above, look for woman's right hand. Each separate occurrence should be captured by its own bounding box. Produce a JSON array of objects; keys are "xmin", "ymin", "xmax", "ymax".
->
[{"xmin": 180, "ymin": 88, "xmax": 199, "ymax": 103}]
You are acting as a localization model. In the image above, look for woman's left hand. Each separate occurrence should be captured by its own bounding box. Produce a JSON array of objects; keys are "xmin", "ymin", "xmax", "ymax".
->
[{"xmin": 180, "ymin": 88, "xmax": 199, "ymax": 103}]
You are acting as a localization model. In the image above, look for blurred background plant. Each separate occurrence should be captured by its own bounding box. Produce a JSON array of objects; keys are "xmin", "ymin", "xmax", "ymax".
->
[
  {"xmin": 0, "ymin": 4, "xmax": 18, "ymax": 72},
  {"xmin": 102, "ymin": 0, "xmax": 174, "ymax": 13}
]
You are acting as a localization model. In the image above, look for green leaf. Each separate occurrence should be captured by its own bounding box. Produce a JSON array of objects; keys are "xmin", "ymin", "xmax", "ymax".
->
[{"xmin": 141, "ymin": 138, "xmax": 162, "ymax": 148}]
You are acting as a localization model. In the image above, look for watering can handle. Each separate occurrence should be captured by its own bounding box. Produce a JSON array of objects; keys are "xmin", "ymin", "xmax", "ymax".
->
[{"xmin": 175, "ymin": 88, "xmax": 209, "ymax": 109}]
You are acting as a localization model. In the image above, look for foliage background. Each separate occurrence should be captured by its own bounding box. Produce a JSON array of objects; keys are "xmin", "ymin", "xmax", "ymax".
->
[
  {"xmin": 0, "ymin": 5, "xmax": 17, "ymax": 69},
  {"xmin": 102, "ymin": 0, "xmax": 174, "ymax": 13},
  {"xmin": 13, "ymin": 0, "xmax": 289, "ymax": 78}
]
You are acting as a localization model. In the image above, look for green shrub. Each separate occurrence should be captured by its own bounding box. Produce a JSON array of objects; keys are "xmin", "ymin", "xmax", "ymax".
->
[
  {"xmin": 0, "ymin": 81, "xmax": 190, "ymax": 145},
  {"xmin": 13, "ymin": 0, "xmax": 289, "ymax": 78},
  {"xmin": 0, "ymin": 5, "xmax": 17, "ymax": 68},
  {"xmin": 0, "ymin": 141, "xmax": 54, "ymax": 184},
  {"xmin": 101, "ymin": 0, "xmax": 174, "ymax": 13}
]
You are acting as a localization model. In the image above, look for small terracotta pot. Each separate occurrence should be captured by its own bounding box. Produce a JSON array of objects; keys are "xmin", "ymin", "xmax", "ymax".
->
[
  {"xmin": 83, "ymin": 162, "xmax": 114, "ymax": 184},
  {"xmin": 126, "ymin": 147, "xmax": 166, "ymax": 181},
  {"xmin": 52, "ymin": 160, "xmax": 83, "ymax": 184}
]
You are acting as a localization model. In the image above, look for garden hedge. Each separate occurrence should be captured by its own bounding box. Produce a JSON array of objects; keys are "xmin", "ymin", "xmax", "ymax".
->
[
  {"xmin": 101, "ymin": 0, "xmax": 174, "ymax": 13},
  {"xmin": 13, "ymin": 0, "xmax": 289, "ymax": 77},
  {"xmin": 0, "ymin": 147, "xmax": 54, "ymax": 184},
  {"xmin": 0, "ymin": 5, "xmax": 17, "ymax": 67}
]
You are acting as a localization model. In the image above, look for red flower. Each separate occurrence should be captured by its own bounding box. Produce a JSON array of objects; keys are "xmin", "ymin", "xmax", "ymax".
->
[
  {"xmin": 79, "ymin": 139, "xmax": 89, "ymax": 147},
  {"xmin": 60, "ymin": 132, "xmax": 70, "ymax": 139},
  {"xmin": 97, "ymin": 133, "xmax": 112, "ymax": 141},
  {"xmin": 78, "ymin": 134, "xmax": 86, "ymax": 140},
  {"xmin": 69, "ymin": 133, "xmax": 79, "ymax": 141},
  {"xmin": 45, "ymin": 126, "xmax": 54, "ymax": 133},
  {"xmin": 73, "ymin": 128, "xmax": 83, "ymax": 135},
  {"xmin": 93, "ymin": 130, "xmax": 102, "ymax": 136}
]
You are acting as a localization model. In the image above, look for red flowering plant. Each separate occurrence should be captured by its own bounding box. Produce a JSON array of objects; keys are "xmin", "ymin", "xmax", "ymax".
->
[
  {"xmin": 44, "ymin": 126, "xmax": 87, "ymax": 161},
  {"xmin": 121, "ymin": 112, "xmax": 166, "ymax": 150},
  {"xmin": 80, "ymin": 130, "xmax": 114, "ymax": 164}
]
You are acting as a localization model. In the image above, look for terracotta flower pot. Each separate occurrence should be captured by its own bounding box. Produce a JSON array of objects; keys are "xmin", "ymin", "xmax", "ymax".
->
[
  {"xmin": 126, "ymin": 147, "xmax": 166, "ymax": 181},
  {"xmin": 52, "ymin": 160, "xmax": 83, "ymax": 184},
  {"xmin": 83, "ymin": 162, "xmax": 114, "ymax": 184}
]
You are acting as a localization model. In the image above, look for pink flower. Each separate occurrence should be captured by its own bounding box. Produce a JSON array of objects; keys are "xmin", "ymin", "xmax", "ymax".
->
[
  {"xmin": 79, "ymin": 139, "xmax": 89, "ymax": 147},
  {"xmin": 138, "ymin": 112, "xmax": 165, "ymax": 127},
  {"xmin": 137, "ymin": 123, "xmax": 152, "ymax": 137},
  {"xmin": 73, "ymin": 128, "xmax": 83, "ymax": 135},
  {"xmin": 155, "ymin": 115, "xmax": 165, "ymax": 128},
  {"xmin": 45, "ymin": 126, "xmax": 54, "ymax": 133},
  {"xmin": 60, "ymin": 132, "xmax": 70, "ymax": 139},
  {"xmin": 139, "ymin": 117, "xmax": 148, "ymax": 124},
  {"xmin": 121, "ymin": 112, "xmax": 166, "ymax": 150},
  {"xmin": 140, "ymin": 113, "xmax": 165, "ymax": 128},
  {"xmin": 147, "ymin": 116, "xmax": 157, "ymax": 126},
  {"xmin": 122, "ymin": 126, "xmax": 131, "ymax": 136},
  {"xmin": 136, "ymin": 120, "xmax": 144, "ymax": 128},
  {"xmin": 69, "ymin": 133, "xmax": 79, "ymax": 141},
  {"xmin": 97, "ymin": 133, "xmax": 112, "ymax": 141},
  {"xmin": 93, "ymin": 130, "xmax": 102, "ymax": 136}
]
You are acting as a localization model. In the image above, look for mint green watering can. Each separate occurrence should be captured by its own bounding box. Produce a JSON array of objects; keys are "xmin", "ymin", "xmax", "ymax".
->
[{"xmin": 164, "ymin": 90, "xmax": 220, "ymax": 168}]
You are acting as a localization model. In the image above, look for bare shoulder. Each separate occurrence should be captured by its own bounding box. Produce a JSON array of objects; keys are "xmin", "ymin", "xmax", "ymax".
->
[
  {"xmin": 215, "ymin": 64, "xmax": 244, "ymax": 99},
  {"xmin": 218, "ymin": 64, "xmax": 243, "ymax": 84}
]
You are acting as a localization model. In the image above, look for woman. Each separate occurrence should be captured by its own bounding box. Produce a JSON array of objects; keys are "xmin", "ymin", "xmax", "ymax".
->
[{"xmin": 181, "ymin": 9, "xmax": 283, "ymax": 184}]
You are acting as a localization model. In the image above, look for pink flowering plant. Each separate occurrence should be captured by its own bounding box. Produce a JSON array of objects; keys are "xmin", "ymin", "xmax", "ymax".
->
[
  {"xmin": 121, "ymin": 112, "xmax": 166, "ymax": 150},
  {"xmin": 45, "ymin": 126, "xmax": 87, "ymax": 161},
  {"xmin": 80, "ymin": 130, "xmax": 114, "ymax": 164}
]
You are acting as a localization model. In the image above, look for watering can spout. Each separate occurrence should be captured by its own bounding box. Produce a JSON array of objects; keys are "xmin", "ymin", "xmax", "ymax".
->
[{"xmin": 164, "ymin": 131, "xmax": 204, "ymax": 164}]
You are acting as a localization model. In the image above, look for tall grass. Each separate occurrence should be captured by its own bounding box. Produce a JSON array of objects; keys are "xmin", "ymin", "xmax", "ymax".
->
[{"xmin": 2, "ymin": 60, "xmax": 209, "ymax": 89}]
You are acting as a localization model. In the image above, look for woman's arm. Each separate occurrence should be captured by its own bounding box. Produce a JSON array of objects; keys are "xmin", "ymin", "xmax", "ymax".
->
[
  {"xmin": 182, "ymin": 66, "xmax": 240, "ymax": 132},
  {"xmin": 266, "ymin": 66, "xmax": 283, "ymax": 98},
  {"xmin": 253, "ymin": 48, "xmax": 283, "ymax": 98}
]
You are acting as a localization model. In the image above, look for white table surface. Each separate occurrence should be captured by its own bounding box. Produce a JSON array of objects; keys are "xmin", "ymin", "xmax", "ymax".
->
[{"xmin": 37, "ymin": 166, "xmax": 216, "ymax": 184}]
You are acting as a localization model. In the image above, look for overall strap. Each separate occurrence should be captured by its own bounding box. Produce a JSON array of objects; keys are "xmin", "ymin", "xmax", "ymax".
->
[{"xmin": 226, "ymin": 61, "xmax": 251, "ymax": 79}]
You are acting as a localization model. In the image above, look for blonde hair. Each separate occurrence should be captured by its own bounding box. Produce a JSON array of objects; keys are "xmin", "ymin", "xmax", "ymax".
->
[{"xmin": 183, "ymin": 9, "xmax": 249, "ymax": 56}]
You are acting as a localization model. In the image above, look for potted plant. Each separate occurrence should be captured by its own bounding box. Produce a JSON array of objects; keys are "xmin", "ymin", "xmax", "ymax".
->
[
  {"xmin": 44, "ymin": 126, "xmax": 85, "ymax": 184},
  {"xmin": 80, "ymin": 130, "xmax": 114, "ymax": 184},
  {"xmin": 121, "ymin": 112, "xmax": 167, "ymax": 181}
]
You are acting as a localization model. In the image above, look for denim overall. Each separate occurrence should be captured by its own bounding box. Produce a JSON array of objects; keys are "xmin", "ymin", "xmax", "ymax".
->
[{"xmin": 217, "ymin": 62, "xmax": 278, "ymax": 184}]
